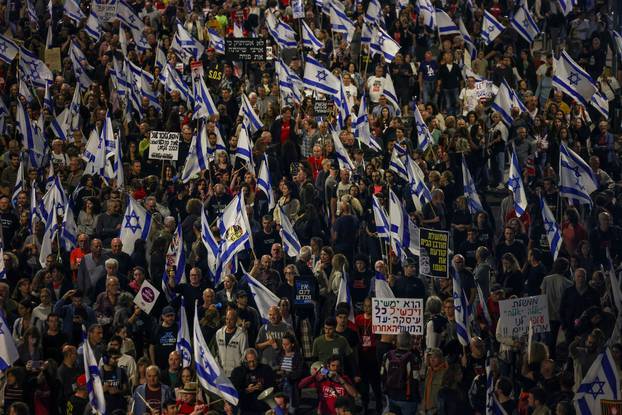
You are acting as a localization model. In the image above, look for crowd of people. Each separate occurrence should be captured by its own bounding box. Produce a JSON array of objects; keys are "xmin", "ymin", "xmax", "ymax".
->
[{"xmin": 0, "ymin": 0, "xmax": 621, "ymax": 414}]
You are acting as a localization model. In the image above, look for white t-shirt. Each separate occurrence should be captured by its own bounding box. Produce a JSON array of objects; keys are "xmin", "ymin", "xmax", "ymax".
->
[
  {"xmin": 459, "ymin": 87, "xmax": 479, "ymax": 115},
  {"xmin": 343, "ymin": 84, "xmax": 358, "ymax": 109},
  {"xmin": 366, "ymin": 76, "xmax": 385, "ymax": 103}
]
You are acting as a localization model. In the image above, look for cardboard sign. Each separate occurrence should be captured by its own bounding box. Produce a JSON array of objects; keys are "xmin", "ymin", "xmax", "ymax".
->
[
  {"xmin": 225, "ymin": 38, "xmax": 267, "ymax": 61},
  {"xmin": 93, "ymin": 0, "xmax": 118, "ymax": 22},
  {"xmin": 418, "ymin": 228, "xmax": 449, "ymax": 278},
  {"xmin": 44, "ymin": 48, "xmax": 62, "ymax": 72},
  {"xmin": 313, "ymin": 98, "xmax": 331, "ymax": 116},
  {"xmin": 148, "ymin": 131, "xmax": 180, "ymax": 160},
  {"xmin": 475, "ymin": 81, "xmax": 494, "ymax": 99},
  {"xmin": 133, "ymin": 280, "xmax": 160, "ymax": 314},
  {"xmin": 498, "ymin": 295, "xmax": 550, "ymax": 337},
  {"xmin": 372, "ymin": 297, "xmax": 423, "ymax": 335}
]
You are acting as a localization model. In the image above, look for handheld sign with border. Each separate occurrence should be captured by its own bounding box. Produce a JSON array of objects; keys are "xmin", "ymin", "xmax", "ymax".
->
[
  {"xmin": 93, "ymin": 0, "xmax": 119, "ymax": 22},
  {"xmin": 225, "ymin": 38, "xmax": 267, "ymax": 61},
  {"xmin": 498, "ymin": 294, "xmax": 550, "ymax": 338},
  {"xmin": 313, "ymin": 98, "xmax": 331, "ymax": 117},
  {"xmin": 133, "ymin": 280, "xmax": 160, "ymax": 314},
  {"xmin": 149, "ymin": 131, "xmax": 180, "ymax": 161},
  {"xmin": 418, "ymin": 228, "xmax": 450, "ymax": 278},
  {"xmin": 372, "ymin": 297, "xmax": 423, "ymax": 335}
]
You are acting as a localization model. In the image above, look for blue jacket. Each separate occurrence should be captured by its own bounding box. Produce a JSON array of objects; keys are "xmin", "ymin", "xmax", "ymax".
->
[
  {"xmin": 132, "ymin": 383, "xmax": 174, "ymax": 415},
  {"xmin": 53, "ymin": 299, "xmax": 97, "ymax": 336}
]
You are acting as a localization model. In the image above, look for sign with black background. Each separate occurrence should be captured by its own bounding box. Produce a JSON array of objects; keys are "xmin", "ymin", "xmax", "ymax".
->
[{"xmin": 225, "ymin": 38, "xmax": 267, "ymax": 61}]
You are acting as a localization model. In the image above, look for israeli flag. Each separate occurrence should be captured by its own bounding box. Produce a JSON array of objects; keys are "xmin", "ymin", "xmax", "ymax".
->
[
  {"xmin": 119, "ymin": 196, "xmax": 152, "ymax": 255},
  {"xmin": 26, "ymin": 0, "xmax": 38, "ymax": 28},
  {"xmin": 192, "ymin": 73, "xmax": 218, "ymax": 119},
  {"xmin": 194, "ymin": 302, "xmax": 239, "ymax": 405},
  {"xmin": 16, "ymin": 99, "xmax": 45, "ymax": 170},
  {"xmin": 477, "ymin": 282, "xmax": 492, "ymax": 327},
  {"xmin": 265, "ymin": 11, "xmax": 297, "ymax": 48},
  {"xmin": 353, "ymin": 95, "xmax": 381, "ymax": 152},
  {"xmin": 278, "ymin": 205, "xmax": 301, "ymax": 257},
  {"xmin": 510, "ymin": 5, "xmax": 540, "ymax": 44},
  {"xmin": 201, "ymin": 207, "xmax": 223, "ymax": 285},
  {"xmin": 559, "ymin": 143, "xmax": 597, "ymax": 205},
  {"xmin": 64, "ymin": 0, "xmax": 85, "ymax": 24},
  {"xmin": 491, "ymin": 80, "xmax": 527, "ymax": 125},
  {"xmin": 364, "ymin": 0, "xmax": 382, "ymax": 25},
  {"xmin": 451, "ymin": 263, "xmax": 471, "ymax": 346},
  {"xmin": 39, "ymin": 207, "xmax": 59, "ymax": 267},
  {"xmin": 235, "ymin": 126, "xmax": 254, "ymax": 168},
  {"xmin": 0, "ymin": 315, "xmax": 18, "ymax": 370},
  {"xmin": 507, "ymin": 149, "xmax": 527, "ymax": 217},
  {"xmin": 161, "ymin": 65, "xmax": 191, "ymax": 103},
  {"xmin": 574, "ymin": 348, "xmax": 620, "ymax": 415},
  {"xmin": 19, "ymin": 47, "xmax": 53, "ymax": 88},
  {"xmin": 486, "ymin": 358, "xmax": 508, "ymax": 415},
  {"xmin": 388, "ymin": 189, "xmax": 420, "ymax": 260},
  {"xmin": 217, "ymin": 193, "xmax": 251, "ymax": 267},
  {"xmin": 257, "ymin": 156, "xmax": 276, "ymax": 211},
  {"xmin": 558, "ymin": 0, "xmax": 576, "ymax": 16},
  {"xmin": 372, "ymin": 195, "xmax": 390, "ymax": 241},
  {"xmin": 414, "ymin": 104, "xmax": 433, "ymax": 151},
  {"xmin": 329, "ymin": 2, "xmax": 354, "ymax": 42},
  {"xmin": 370, "ymin": 26, "xmax": 402, "ymax": 63},
  {"xmin": 30, "ymin": 180, "xmax": 39, "ymax": 232},
  {"xmin": 239, "ymin": 94, "xmax": 263, "ymax": 134},
  {"xmin": 459, "ymin": 19, "xmax": 477, "ymax": 61},
  {"xmin": 482, "ymin": 11, "xmax": 505, "ymax": 45},
  {"xmin": 0, "ymin": 226, "xmax": 5, "ymax": 280},
  {"xmin": 337, "ymin": 78, "xmax": 352, "ymax": 129},
  {"xmin": 373, "ymin": 272, "xmax": 394, "ymax": 298},
  {"xmin": 389, "ymin": 146, "xmax": 409, "ymax": 181},
  {"xmin": 204, "ymin": 28, "xmax": 224, "ymax": 55},
  {"xmin": 336, "ymin": 267, "xmax": 355, "ymax": 323},
  {"xmin": 207, "ymin": 125, "xmax": 228, "ymax": 156},
  {"xmin": 182, "ymin": 124, "xmax": 210, "ymax": 183},
  {"xmin": 85, "ymin": 11, "xmax": 101, "ymax": 41},
  {"xmin": 331, "ymin": 128, "xmax": 355, "ymax": 170},
  {"xmin": 553, "ymin": 50, "xmax": 597, "ymax": 108},
  {"xmin": 155, "ymin": 43, "xmax": 167, "ymax": 72},
  {"xmin": 242, "ymin": 268, "xmax": 280, "ymax": 323},
  {"xmin": 436, "ymin": 9, "xmax": 460, "ymax": 36},
  {"xmin": 461, "ymin": 155, "xmax": 484, "ymax": 214},
  {"xmin": 301, "ymin": 20, "xmax": 323, "ymax": 52},
  {"xmin": 590, "ymin": 91, "xmax": 609, "ymax": 119},
  {"xmin": 39, "ymin": 175, "xmax": 67, "ymax": 223},
  {"xmin": 61, "ymin": 202, "xmax": 78, "ymax": 251},
  {"xmin": 303, "ymin": 55, "xmax": 341, "ymax": 101},
  {"xmin": 163, "ymin": 220, "xmax": 187, "ymax": 301},
  {"xmin": 407, "ymin": 157, "xmax": 432, "ymax": 211},
  {"xmin": 382, "ymin": 74, "xmax": 401, "ymax": 112},
  {"xmin": 361, "ymin": 23, "xmax": 373, "ymax": 47},
  {"xmin": 11, "ymin": 159, "xmax": 24, "ymax": 208},
  {"xmin": 69, "ymin": 42, "xmax": 93, "ymax": 89},
  {"xmin": 176, "ymin": 297, "xmax": 193, "ymax": 368},
  {"xmin": 176, "ymin": 23, "xmax": 205, "ymax": 60},
  {"xmin": 417, "ymin": 0, "xmax": 436, "ymax": 29},
  {"xmin": 0, "ymin": 34, "xmax": 18, "ymax": 64},
  {"xmin": 613, "ymin": 31, "xmax": 622, "ymax": 60},
  {"xmin": 276, "ymin": 59, "xmax": 303, "ymax": 106},
  {"xmin": 116, "ymin": 0, "xmax": 142, "ymax": 31},
  {"xmin": 539, "ymin": 195, "xmax": 562, "ymax": 261},
  {"xmin": 84, "ymin": 332, "xmax": 106, "ymax": 415}
]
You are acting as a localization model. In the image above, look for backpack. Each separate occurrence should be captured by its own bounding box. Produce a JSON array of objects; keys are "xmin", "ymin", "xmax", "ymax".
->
[{"xmin": 384, "ymin": 350, "xmax": 413, "ymax": 399}]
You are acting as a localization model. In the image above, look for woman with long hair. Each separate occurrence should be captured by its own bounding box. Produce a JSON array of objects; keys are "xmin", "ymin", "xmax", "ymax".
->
[{"xmin": 499, "ymin": 253, "xmax": 523, "ymax": 297}]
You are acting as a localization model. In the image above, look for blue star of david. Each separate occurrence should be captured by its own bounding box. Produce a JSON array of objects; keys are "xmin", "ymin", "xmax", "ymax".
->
[
  {"xmin": 378, "ymin": 36, "xmax": 385, "ymax": 46},
  {"xmin": 29, "ymin": 67, "xmax": 38, "ymax": 78},
  {"xmin": 568, "ymin": 72, "xmax": 580, "ymax": 86},
  {"xmin": 586, "ymin": 377, "xmax": 606, "ymax": 400},
  {"xmin": 522, "ymin": 18, "xmax": 529, "ymax": 27},
  {"xmin": 487, "ymin": 25, "xmax": 494, "ymax": 33},
  {"xmin": 316, "ymin": 70, "xmax": 328, "ymax": 82},
  {"xmin": 128, "ymin": 15, "xmax": 136, "ymax": 24},
  {"xmin": 416, "ymin": 121, "xmax": 426, "ymax": 135},
  {"xmin": 543, "ymin": 218, "xmax": 556, "ymax": 234},
  {"xmin": 464, "ymin": 182, "xmax": 475, "ymax": 195},
  {"xmin": 508, "ymin": 176, "xmax": 521, "ymax": 191},
  {"xmin": 216, "ymin": 40, "xmax": 224, "ymax": 49},
  {"xmin": 124, "ymin": 210, "xmax": 142, "ymax": 233}
]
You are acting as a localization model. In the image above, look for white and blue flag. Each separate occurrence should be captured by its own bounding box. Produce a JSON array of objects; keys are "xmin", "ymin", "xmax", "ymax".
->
[
  {"xmin": 331, "ymin": 128, "xmax": 355, "ymax": 170},
  {"xmin": 353, "ymin": 95, "xmax": 381, "ymax": 152},
  {"xmin": 491, "ymin": 80, "xmax": 526, "ymax": 125},
  {"xmin": 336, "ymin": 267, "xmax": 355, "ymax": 323},
  {"xmin": 613, "ymin": 31, "xmax": 622, "ymax": 61},
  {"xmin": 278, "ymin": 205, "xmax": 301, "ymax": 257},
  {"xmin": 553, "ymin": 50, "xmax": 597, "ymax": 108},
  {"xmin": 16, "ymin": 99, "xmax": 46, "ymax": 170},
  {"xmin": 257, "ymin": 156, "xmax": 276, "ymax": 211},
  {"xmin": 201, "ymin": 207, "xmax": 222, "ymax": 285},
  {"xmin": 301, "ymin": 20, "xmax": 323, "ymax": 52},
  {"xmin": 235, "ymin": 126, "xmax": 254, "ymax": 168},
  {"xmin": 382, "ymin": 74, "xmax": 400, "ymax": 112},
  {"xmin": 459, "ymin": 19, "xmax": 477, "ymax": 61},
  {"xmin": 163, "ymin": 220, "xmax": 187, "ymax": 301},
  {"xmin": 207, "ymin": 28, "xmax": 225, "ymax": 54},
  {"xmin": 414, "ymin": 104, "xmax": 433, "ymax": 151},
  {"xmin": 39, "ymin": 203, "xmax": 59, "ymax": 267},
  {"xmin": 61, "ymin": 202, "xmax": 78, "ymax": 251},
  {"xmin": 507, "ymin": 149, "xmax": 527, "ymax": 216},
  {"xmin": 372, "ymin": 195, "xmax": 390, "ymax": 242},
  {"xmin": 303, "ymin": 55, "xmax": 341, "ymax": 102},
  {"xmin": 84, "ymin": 332, "xmax": 106, "ymax": 415},
  {"xmin": 193, "ymin": 302, "xmax": 239, "ymax": 405},
  {"xmin": 0, "ymin": 34, "xmax": 18, "ymax": 64},
  {"xmin": 539, "ymin": 195, "xmax": 562, "ymax": 261},
  {"xmin": 0, "ymin": 315, "xmax": 18, "ymax": 370},
  {"xmin": 181, "ymin": 123, "xmax": 210, "ymax": 183},
  {"xmin": 161, "ymin": 65, "xmax": 191, "ymax": 103},
  {"xmin": 64, "ymin": 0, "xmax": 85, "ymax": 24},
  {"xmin": 176, "ymin": 297, "xmax": 193, "ymax": 368},
  {"xmin": 242, "ymin": 268, "xmax": 280, "ymax": 323},
  {"xmin": 19, "ymin": 47, "xmax": 53, "ymax": 88},
  {"xmin": 436, "ymin": 9, "xmax": 460, "ymax": 36},
  {"xmin": 482, "ymin": 11, "xmax": 505, "ymax": 45},
  {"xmin": 119, "ymin": 196, "xmax": 152, "ymax": 255},
  {"xmin": 486, "ymin": 358, "xmax": 507, "ymax": 415},
  {"xmin": 275, "ymin": 59, "xmax": 303, "ymax": 106},
  {"xmin": 265, "ymin": 11, "xmax": 297, "ymax": 49},
  {"xmin": 558, "ymin": 0, "xmax": 576, "ymax": 16},
  {"xmin": 461, "ymin": 155, "xmax": 484, "ymax": 214},
  {"xmin": 559, "ymin": 143, "xmax": 597, "ymax": 205},
  {"xmin": 329, "ymin": 2, "xmax": 355, "ymax": 42},
  {"xmin": 370, "ymin": 26, "xmax": 402, "ymax": 63},
  {"xmin": 417, "ymin": 0, "xmax": 436, "ymax": 29},
  {"xmin": 239, "ymin": 94, "xmax": 263, "ymax": 134},
  {"xmin": 574, "ymin": 348, "xmax": 620, "ymax": 415},
  {"xmin": 11, "ymin": 159, "xmax": 24, "ymax": 208},
  {"xmin": 590, "ymin": 91, "xmax": 609, "ymax": 119},
  {"xmin": 217, "ymin": 192, "xmax": 251, "ymax": 268},
  {"xmin": 407, "ymin": 157, "xmax": 432, "ymax": 212},
  {"xmin": 192, "ymin": 73, "xmax": 218, "ymax": 119},
  {"xmin": 510, "ymin": 5, "xmax": 540, "ymax": 44},
  {"xmin": 176, "ymin": 23, "xmax": 205, "ymax": 60},
  {"xmin": 389, "ymin": 146, "xmax": 408, "ymax": 182},
  {"xmin": 373, "ymin": 272, "xmax": 394, "ymax": 298},
  {"xmin": 389, "ymin": 189, "xmax": 420, "ymax": 259},
  {"xmin": 364, "ymin": 0, "xmax": 382, "ymax": 25},
  {"xmin": 451, "ymin": 262, "xmax": 471, "ymax": 346},
  {"xmin": 85, "ymin": 11, "xmax": 101, "ymax": 41}
]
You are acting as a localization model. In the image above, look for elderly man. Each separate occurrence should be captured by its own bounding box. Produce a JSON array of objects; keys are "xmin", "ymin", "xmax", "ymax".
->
[
  {"xmin": 255, "ymin": 306, "xmax": 295, "ymax": 369},
  {"xmin": 132, "ymin": 365, "xmax": 174, "ymax": 415},
  {"xmin": 105, "ymin": 238, "xmax": 134, "ymax": 277},
  {"xmin": 215, "ymin": 309, "xmax": 248, "ymax": 377},
  {"xmin": 250, "ymin": 255, "xmax": 281, "ymax": 294}
]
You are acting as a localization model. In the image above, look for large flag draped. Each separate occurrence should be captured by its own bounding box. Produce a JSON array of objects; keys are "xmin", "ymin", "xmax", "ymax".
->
[
  {"xmin": 119, "ymin": 196, "xmax": 152, "ymax": 254},
  {"xmin": 507, "ymin": 149, "xmax": 527, "ymax": 216},
  {"xmin": 176, "ymin": 297, "xmax": 192, "ymax": 368},
  {"xmin": 574, "ymin": 348, "xmax": 620, "ymax": 415},
  {"xmin": 553, "ymin": 50, "xmax": 597, "ymax": 108},
  {"xmin": 559, "ymin": 143, "xmax": 597, "ymax": 205}
]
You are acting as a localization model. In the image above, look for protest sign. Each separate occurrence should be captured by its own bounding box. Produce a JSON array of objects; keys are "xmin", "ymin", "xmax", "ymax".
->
[
  {"xmin": 133, "ymin": 280, "xmax": 160, "ymax": 314},
  {"xmin": 93, "ymin": 0, "xmax": 118, "ymax": 22},
  {"xmin": 372, "ymin": 298, "xmax": 423, "ymax": 335},
  {"xmin": 44, "ymin": 48, "xmax": 62, "ymax": 72},
  {"xmin": 149, "ymin": 131, "xmax": 180, "ymax": 160},
  {"xmin": 498, "ymin": 295, "xmax": 550, "ymax": 337},
  {"xmin": 419, "ymin": 228, "xmax": 449, "ymax": 278},
  {"xmin": 294, "ymin": 280, "xmax": 313, "ymax": 305},
  {"xmin": 475, "ymin": 81, "xmax": 494, "ymax": 99},
  {"xmin": 292, "ymin": 0, "xmax": 304, "ymax": 18},
  {"xmin": 313, "ymin": 99, "xmax": 331, "ymax": 116},
  {"xmin": 225, "ymin": 38, "xmax": 266, "ymax": 61}
]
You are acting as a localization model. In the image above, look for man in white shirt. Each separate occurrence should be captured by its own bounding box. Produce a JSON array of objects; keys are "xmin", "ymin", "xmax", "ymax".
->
[
  {"xmin": 459, "ymin": 77, "xmax": 479, "ymax": 116},
  {"xmin": 342, "ymin": 73, "xmax": 358, "ymax": 109},
  {"xmin": 366, "ymin": 65, "xmax": 386, "ymax": 104}
]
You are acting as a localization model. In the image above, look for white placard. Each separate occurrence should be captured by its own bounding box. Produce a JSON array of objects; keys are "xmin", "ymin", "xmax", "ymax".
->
[
  {"xmin": 372, "ymin": 297, "xmax": 423, "ymax": 335},
  {"xmin": 498, "ymin": 294, "xmax": 550, "ymax": 338},
  {"xmin": 133, "ymin": 280, "xmax": 160, "ymax": 314},
  {"xmin": 148, "ymin": 131, "xmax": 180, "ymax": 160},
  {"xmin": 475, "ymin": 80, "xmax": 494, "ymax": 99},
  {"xmin": 93, "ymin": 0, "xmax": 119, "ymax": 22}
]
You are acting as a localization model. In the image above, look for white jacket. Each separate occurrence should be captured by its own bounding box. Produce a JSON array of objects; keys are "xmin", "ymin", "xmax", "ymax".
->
[{"xmin": 214, "ymin": 326, "xmax": 248, "ymax": 377}]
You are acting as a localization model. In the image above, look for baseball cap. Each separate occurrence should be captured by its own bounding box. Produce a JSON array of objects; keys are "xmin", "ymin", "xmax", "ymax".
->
[{"xmin": 162, "ymin": 306, "xmax": 176, "ymax": 316}]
